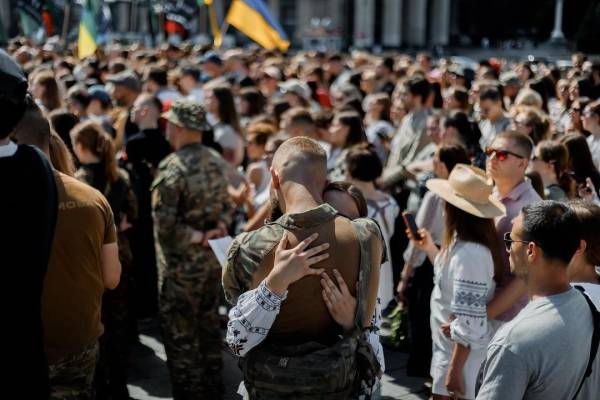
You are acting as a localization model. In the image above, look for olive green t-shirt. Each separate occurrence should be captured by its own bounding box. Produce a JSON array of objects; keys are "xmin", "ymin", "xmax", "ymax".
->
[{"xmin": 42, "ymin": 172, "xmax": 117, "ymax": 363}]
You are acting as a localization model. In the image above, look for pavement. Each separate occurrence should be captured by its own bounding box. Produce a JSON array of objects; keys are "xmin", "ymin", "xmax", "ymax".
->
[{"xmin": 127, "ymin": 320, "xmax": 428, "ymax": 400}]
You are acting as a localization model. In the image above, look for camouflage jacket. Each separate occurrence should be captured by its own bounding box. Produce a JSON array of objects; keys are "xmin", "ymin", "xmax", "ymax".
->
[
  {"xmin": 222, "ymin": 203, "xmax": 383, "ymax": 305},
  {"xmin": 152, "ymin": 142, "xmax": 234, "ymax": 280}
]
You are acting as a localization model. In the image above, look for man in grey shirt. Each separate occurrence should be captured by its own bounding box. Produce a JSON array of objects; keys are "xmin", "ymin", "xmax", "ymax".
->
[
  {"xmin": 477, "ymin": 201, "xmax": 595, "ymax": 399},
  {"xmin": 380, "ymin": 76, "xmax": 432, "ymax": 193}
]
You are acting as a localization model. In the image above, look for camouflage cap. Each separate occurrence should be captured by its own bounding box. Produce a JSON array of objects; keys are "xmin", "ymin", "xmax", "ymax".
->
[{"xmin": 161, "ymin": 99, "xmax": 211, "ymax": 132}]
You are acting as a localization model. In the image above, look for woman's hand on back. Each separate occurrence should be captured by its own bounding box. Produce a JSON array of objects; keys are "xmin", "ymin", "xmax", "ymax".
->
[{"xmin": 321, "ymin": 269, "xmax": 357, "ymax": 331}]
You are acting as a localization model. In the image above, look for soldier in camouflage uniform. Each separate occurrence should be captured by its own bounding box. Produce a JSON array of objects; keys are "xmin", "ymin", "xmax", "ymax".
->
[
  {"xmin": 152, "ymin": 100, "xmax": 233, "ymax": 399},
  {"xmin": 222, "ymin": 137, "xmax": 383, "ymax": 398}
]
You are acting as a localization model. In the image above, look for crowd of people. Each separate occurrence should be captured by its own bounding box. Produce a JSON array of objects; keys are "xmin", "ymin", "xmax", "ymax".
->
[{"xmin": 2, "ymin": 35, "xmax": 600, "ymax": 400}]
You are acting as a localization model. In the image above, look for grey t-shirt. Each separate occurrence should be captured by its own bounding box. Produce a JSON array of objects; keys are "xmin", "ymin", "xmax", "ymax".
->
[
  {"xmin": 476, "ymin": 288, "xmax": 594, "ymax": 399},
  {"xmin": 479, "ymin": 115, "xmax": 511, "ymax": 149}
]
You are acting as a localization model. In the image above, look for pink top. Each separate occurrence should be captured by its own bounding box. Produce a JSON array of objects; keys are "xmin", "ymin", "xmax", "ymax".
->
[{"xmin": 492, "ymin": 179, "xmax": 542, "ymax": 321}]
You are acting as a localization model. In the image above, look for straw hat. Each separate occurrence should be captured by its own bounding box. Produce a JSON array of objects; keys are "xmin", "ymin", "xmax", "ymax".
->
[{"xmin": 426, "ymin": 164, "xmax": 506, "ymax": 219}]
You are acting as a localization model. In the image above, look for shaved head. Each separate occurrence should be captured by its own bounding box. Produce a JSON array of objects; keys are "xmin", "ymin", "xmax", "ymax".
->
[{"xmin": 272, "ymin": 136, "xmax": 327, "ymax": 189}]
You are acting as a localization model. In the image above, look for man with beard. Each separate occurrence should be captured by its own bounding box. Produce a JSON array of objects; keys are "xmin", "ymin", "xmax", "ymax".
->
[{"xmin": 107, "ymin": 70, "xmax": 141, "ymax": 146}]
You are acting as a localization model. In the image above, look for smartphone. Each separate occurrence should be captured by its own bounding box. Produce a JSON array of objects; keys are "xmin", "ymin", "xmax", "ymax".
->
[{"xmin": 402, "ymin": 211, "xmax": 422, "ymax": 241}]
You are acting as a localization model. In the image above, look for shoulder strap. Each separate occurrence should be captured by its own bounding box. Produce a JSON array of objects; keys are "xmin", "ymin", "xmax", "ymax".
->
[
  {"xmin": 349, "ymin": 219, "xmax": 374, "ymax": 330},
  {"xmin": 572, "ymin": 285, "xmax": 600, "ymax": 400}
]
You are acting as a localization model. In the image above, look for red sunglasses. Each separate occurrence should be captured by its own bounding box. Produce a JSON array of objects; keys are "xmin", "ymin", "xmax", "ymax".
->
[{"xmin": 485, "ymin": 147, "xmax": 525, "ymax": 161}]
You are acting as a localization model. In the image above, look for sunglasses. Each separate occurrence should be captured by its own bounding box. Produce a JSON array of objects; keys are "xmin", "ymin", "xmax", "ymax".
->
[
  {"xmin": 503, "ymin": 232, "xmax": 531, "ymax": 253},
  {"xmin": 532, "ymin": 155, "xmax": 556, "ymax": 164},
  {"xmin": 485, "ymin": 147, "xmax": 525, "ymax": 161}
]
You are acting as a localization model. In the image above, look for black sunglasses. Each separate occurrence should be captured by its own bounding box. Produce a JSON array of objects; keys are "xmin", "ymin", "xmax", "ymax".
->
[{"xmin": 503, "ymin": 232, "xmax": 532, "ymax": 253}]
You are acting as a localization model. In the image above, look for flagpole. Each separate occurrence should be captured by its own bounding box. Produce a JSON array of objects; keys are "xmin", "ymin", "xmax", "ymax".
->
[
  {"xmin": 147, "ymin": 0, "xmax": 155, "ymax": 47},
  {"xmin": 220, "ymin": 22, "xmax": 229, "ymax": 38},
  {"xmin": 61, "ymin": 0, "xmax": 71, "ymax": 46}
]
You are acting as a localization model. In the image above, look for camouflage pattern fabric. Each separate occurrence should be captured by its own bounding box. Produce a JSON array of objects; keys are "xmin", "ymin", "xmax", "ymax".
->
[
  {"xmin": 48, "ymin": 342, "xmax": 98, "ymax": 400},
  {"xmin": 223, "ymin": 206, "xmax": 384, "ymax": 398},
  {"xmin": 161, "ymin": 99, "xmax": 212, "ymax": 132},
  {"xmin": 152, "ymin": 141, "xmax": 233, "ymax": 399}
]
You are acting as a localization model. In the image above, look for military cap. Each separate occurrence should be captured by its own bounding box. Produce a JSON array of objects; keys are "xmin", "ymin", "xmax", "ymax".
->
[
  {"xmin": 106, "ymin": 69, "xmax": 141, "ymax": 92},
  {"xmin": 161, "ymin": 99, "xmax": 211, "ymax": 132}
]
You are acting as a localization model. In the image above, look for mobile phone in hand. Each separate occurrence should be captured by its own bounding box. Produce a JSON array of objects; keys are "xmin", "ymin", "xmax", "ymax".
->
[{"xmin": 402, "ymin": 211, "xmax": 422, "ymax": 241}]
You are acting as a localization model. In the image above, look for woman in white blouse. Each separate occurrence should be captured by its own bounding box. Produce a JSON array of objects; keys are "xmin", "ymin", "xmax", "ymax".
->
[{"xmin": 409, "ymin": 164, "xmax": 505, "ymax": 400}]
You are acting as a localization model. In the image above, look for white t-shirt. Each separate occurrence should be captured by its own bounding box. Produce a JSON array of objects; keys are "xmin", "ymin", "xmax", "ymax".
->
[
  {"xmin": 0, "ymin": 141, "xmax": 17, "ymax": 158},
  {"xmin": 214, "ymin": 123, "xmax": 244, "ymax": 166}
]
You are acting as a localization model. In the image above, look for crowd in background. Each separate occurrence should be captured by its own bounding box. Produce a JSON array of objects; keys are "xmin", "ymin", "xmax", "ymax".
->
[{"xmin": 4, "ymin": 35, "xmax": 600, "ymax": 400}]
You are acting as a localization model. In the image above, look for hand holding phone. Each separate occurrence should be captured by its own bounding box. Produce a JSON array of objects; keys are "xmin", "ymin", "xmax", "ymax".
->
[{"xmin": 402, "ymin": 211, "xmax": 422, "ymax": 241}]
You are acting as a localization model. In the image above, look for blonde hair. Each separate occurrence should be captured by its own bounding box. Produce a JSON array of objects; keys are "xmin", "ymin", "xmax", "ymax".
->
[
  {"xmin": 49, "ymin": 130, "xmax": 76, "ymax": 176},
  {"xmin": 515, "ymin": 88, "xmax": 543, "ymax": 110}
]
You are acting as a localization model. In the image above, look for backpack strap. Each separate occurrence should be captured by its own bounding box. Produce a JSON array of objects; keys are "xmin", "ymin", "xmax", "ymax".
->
[
  {"xmin": 349, "ymin": 218, "xmax": 377, "ymax": 330},
  {"xmin": 572, "ymin": 285, "xmax": 600, "ymax": 400}
]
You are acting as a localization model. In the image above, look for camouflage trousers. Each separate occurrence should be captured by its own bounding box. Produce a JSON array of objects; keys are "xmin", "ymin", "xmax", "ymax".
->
[
  {"xmin": 48, "ymin": 342, "xmax": 98, "ymax": 400},
  {"xmin": 159, "ymin": 266, "xmax": 223, "ymax": 400}
]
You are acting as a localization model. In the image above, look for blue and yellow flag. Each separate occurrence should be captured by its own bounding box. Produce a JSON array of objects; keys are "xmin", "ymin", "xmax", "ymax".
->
[
  {"xmin": 225, "ymin": 0, "xmax": 289, "ymax": 52},
  {"xmin": 78, "ymin": 0, "xmax": 99, "ymax": 59}
]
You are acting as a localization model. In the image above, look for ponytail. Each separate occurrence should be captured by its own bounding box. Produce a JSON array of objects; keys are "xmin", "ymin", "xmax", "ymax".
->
[
  {"xmin": 97, "ymin": 133, "xmax": 118, "ymax": 184},
  {"xmin": 537, "ymin": 140, "xmax": 574, "ymax": 198},
  {"xmin": 557, "ymin": 170, "xmax": 576, "ymax": 199},
  {"xmin": 71, "ymin": 120, "xmax": 118, "ymax": 183}
]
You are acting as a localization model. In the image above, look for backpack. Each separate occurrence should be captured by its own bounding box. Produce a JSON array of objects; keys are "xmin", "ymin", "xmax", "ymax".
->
[{"xmin": 240, "ymin": 219, "xmax": 382, "ymax": 400}]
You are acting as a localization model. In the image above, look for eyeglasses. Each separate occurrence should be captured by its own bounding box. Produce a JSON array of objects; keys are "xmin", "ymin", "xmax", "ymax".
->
[
  {"xmin": 485, "ymin": 147, "xmax": 526, "ymax": 161},
  {"xmin": 503, "ymin": 232, "xmax": 531, "ymax": 253}
]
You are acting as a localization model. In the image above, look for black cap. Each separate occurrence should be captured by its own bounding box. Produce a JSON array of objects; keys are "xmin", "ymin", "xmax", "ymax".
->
[
  {"xmin": 0, "ymin": 49, "xmax": 28, "ymax": 139},
  {"xmin": 0, "ymin": 49, "xmax": 27, "ymax": 105}
]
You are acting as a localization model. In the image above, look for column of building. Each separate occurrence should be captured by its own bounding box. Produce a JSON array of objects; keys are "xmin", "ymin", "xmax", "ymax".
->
[
  {"xmin": 382, "ymin": 0, "xmax": 403, "ymax": 48},
  {"xmin": 353, "ymin": 0, "xmax": 375, "ymax": 48},
  {"xmin": 430, "ymin": 0, "xmax": 451, "ymax": 46}
]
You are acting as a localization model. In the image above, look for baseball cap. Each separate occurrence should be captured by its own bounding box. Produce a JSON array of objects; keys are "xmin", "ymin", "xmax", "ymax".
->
[
  {"xmin": 500, "ymin": 71, "xmax": 521, "ymax": 87},
  {"xmin": 161, "ymin": 100, "xmax": 211, "ymax": 132},
  {"xmin": 279, "ymin": 79, "xmax": 311, "ymax": 99},
  {"xmin": 88, "ymin": 85, "xmax": 112, "ymax": 106},
  {"xmin": 106, "ymin": 69, "xmax": 141, "ymax": 92},
  {"xmin": 199, "ymin": 51, "xmax": 223, "ymax": 66},
  {"xmin": 263, "ymin": 66, "xmax": 282, "ymax": 80}
]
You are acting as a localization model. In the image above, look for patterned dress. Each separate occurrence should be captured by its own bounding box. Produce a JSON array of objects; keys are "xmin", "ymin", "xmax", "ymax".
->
[{"xmin": 429, "ymin": 240, "xmax": 498, "ymax": 399}]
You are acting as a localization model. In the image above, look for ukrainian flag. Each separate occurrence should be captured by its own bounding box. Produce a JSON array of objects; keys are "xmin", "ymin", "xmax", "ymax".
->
[
  {"xmin": 225, "ymin": 0, "xmax": 290, "ymax": 52},
  {"xmin": 78, "ymin": 0, "xmax": 98, "ymax": 59}
]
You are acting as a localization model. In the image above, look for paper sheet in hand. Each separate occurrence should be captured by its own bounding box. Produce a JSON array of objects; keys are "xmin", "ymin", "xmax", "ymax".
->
[{"xmin": 209, "ymin": 236, "xmax": 233, "ymax": 268}]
